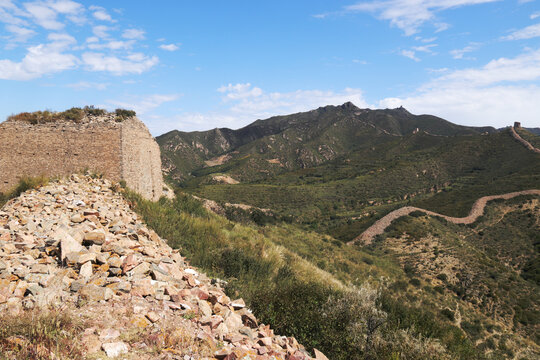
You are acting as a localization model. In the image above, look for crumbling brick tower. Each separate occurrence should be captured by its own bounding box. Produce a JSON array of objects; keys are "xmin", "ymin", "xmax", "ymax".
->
[{"xmin": 0, "ymin": 114, "xmax": 164, "ymax": 201}]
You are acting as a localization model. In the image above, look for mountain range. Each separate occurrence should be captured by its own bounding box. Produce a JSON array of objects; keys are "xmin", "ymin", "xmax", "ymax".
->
[{"xmin": 153, "ymin": 104, "xmax": 540, "ymax": 359}]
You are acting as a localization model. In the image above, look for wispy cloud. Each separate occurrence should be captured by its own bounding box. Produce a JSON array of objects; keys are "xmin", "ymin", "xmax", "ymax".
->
[
  {"xmin": 82, "ymin": 52, "xmax": 158, "ymax": 75},
  {"xmin": 400, "ymin": 49, "xmax": 420, "ymax": 61},
  {"xmin": 218, "ymin": 83, "xmax": 263, "ymax": 100},
  {"xmin": 502, "ymin": 23, "xmax": 540, "ymax": 40},
  {"xmin": 66, "ymin": 81, "xmax": 109, "ymax": 90},
  {"xmin": 165, "ymin": 86, "xmax": 371, "ymax": 133},
  {"xmin": 317, "ymin": 0, "xmax": 499, "ymax": 36},
  {"xmin": 531, "ymin": 12, "xmax": 540, "ymax": 20},
  {"xmin": 0, "ymin": 1, "xmax": 159, "ymax": 80},
  {"xmin": 106, "ymin": 94, "xmax": 180, "ymax": 115},
  {"xmin": 5, "ymin": 24, "xmax": 36, "ymax": 45},
  {"xmin": 92, "ymin": 25, "xmax": 110, "ymax": 38},
  {"xmin": 89, "ymin": 5, "xmax": 114, "ymax": 22},
  {"xmin": 379, "ymin": 48, "xmax": 540, "ymax": 127},
  {"xmin": 220, "ymin": 84, "xmax": 369, "ymax": 120},
  {"xmin": 122, "ymin": 28, "xmax": 145, "ymax": 40},
  {"xmin": 412, "ymin": 44, "xmax": 437, "ymax": 53},
  {"xmin": 159, "ymin": 43, "xmax": 179, "ymax": 51},
  {"xmin": 0, "ymin": 37, "xmax": 78, "ymax": 80},
  {"xmin": 450, "ymin": 43, "xmax": 479, "ymax": 59},
  {"xmin": 352, "ymin": 59, "xmax": 368, "ymax": 64},
  {"xmin": 23, "ymin": 0, "xmax": 84, "ymax": 30}
]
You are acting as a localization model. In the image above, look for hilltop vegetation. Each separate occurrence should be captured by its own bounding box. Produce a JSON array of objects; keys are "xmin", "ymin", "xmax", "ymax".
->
[
  {"xmin": 183, "ymin": 129, "xmax": 539, "ymax": 241},
  {"xmin": 157, "ymin": 103, "xmax": 495, "ymax": 183},
  {"xmin": 517, "ymin": 128, "xmax": 540, "ymax": 149},
  {"xmin": 5, "ymin": 106, "xmax": 136, "ymax": 124}
]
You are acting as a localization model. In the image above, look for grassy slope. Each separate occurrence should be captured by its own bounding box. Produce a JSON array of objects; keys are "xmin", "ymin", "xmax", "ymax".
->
[
  {"xmin": 189, "ymin": 130, "xmax": 540, "ymax": 241},
  {"xmin": 124, "ymin": 188, "xmax": 539, "ymax": 359},
  {"xmin": 372, "ymin": 195, "xmax": 540, "ymax": 354},
  {"xmin": 517, "ymin": 128, "xmax": 540, "ymax": 149}
]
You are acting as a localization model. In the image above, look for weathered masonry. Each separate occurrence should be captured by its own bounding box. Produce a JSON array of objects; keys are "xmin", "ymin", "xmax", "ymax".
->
[{"xmin": 0, "ymin": 116, "xmax": 164, "ymax": 201}]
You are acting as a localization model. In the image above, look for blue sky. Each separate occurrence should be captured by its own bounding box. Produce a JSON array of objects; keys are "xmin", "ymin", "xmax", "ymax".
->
[{"xmin": 0, "ymin": 0, "xmax": 539, "ymax": 135}]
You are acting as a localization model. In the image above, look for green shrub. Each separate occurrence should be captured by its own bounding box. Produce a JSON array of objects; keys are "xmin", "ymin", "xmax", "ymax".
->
[
  {"xmin": 441, "ymin": 308, "xmax": 455, "ymax": 321},
  {"xmin": 436, "ymin": 273, "xmax": 448, "ymax": 282},
  {"xmin": 115, "ymin": 108, "xmax": 136, "ymax": 121},
  {"xmin": 6, "ymin": 106, "xmax": 108, "ymax": 124},
  {"xmin": 83, "ymin": 105, "xmax": 106, "ymax": 116}
]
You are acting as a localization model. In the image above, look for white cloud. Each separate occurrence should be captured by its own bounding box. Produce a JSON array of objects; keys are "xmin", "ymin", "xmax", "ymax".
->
[
  {"xmin": 106, "ymin": 94, "xmax": 180, "ymax": 115},
  {"xmin": 218, "ymin": 83, "xmax": 263, "ymax": 99},
  {"xmin": 122, "ymin": 28, "xmax": 145, "ymax": 40},
  {"xmin": 502, "ymin": 23, "xmax": 540, "ymax": 40},
  {"xmin": 159, "ymin": 43, "xmax": 179, "ymax": 51},
  {"xmin": 21, "ymin": 0, "xmax": 83, "ymax": 29},
  {"xmin": 92, "ymin": 25, "xmax": 109, "ymax": 38},
  {"xmin": 0, "ymin": 0, "xmax": 30, "ymax": 26},
  {"xmin": 85, "ymin": 36, "xmax": 99, "ymax": 43},
  {"xmin": 218, "ymin": 84, "xmax": 369, "ymax": 119},
  {"xmin": 400, "ymin": 49, "xmax": 420, "ymax": 61},
  {"xmin": 48, "ymin": 0, "xmax": 83, "ymax": 15},
  {"xmin": 342, "ymin": 0, "xmax": 498, "ymax": 36},
  {"xmin": 89, "ymin": 5, "xmax": 113, "ymax": 22},
  {"xmin": 379, "ymin": 48, "xmax": 540, "ymax": 127},
  {"xmin": 87, "ymin": 40, "xmax": 135, "ymax": 50},
  {"xmin": 24, "ymin": 1, "xmax": 63, "ymax": 30},
  {"xmin": 47, "ymin": 32, "xmax": 76, "ymax": 44},
  {"xmin": 5, "ymin": 24, "xmax": 36, "ymax": 43},
  {"xmin": 429, "ymin": 48, "xmax": 540, "ymax": 87},
  {"xmin": 531, "ymin": 12, "xmax": 540, "ymax": 20},
  {"xmin": 434, "ymin": 22, "xmax": 450, "ymax": 33},
  {"xmin": 0, "ymin": 2, "xmax": 159, "ymax": 79},
  {"xmin": 416, "ymin": 36, "xmax": 437, "ymax": 43},
  {"xmin": 450, "ymin": 43, "xmax": 478, "ymax": 59},
  {"xmin": 82, "ymin": 52, "xmax": 158, "ymax": 74},
  {"xmin": 66, "ymin": 81, "xmax": 108, "ymax": 90},
  {"xmin": 412, "ymin": 44, "xmax": 437, "ymax": 53},
  {"xmin": 160, "ymin": 86, "xmax": 371, "ymax": 133},
  {"xmin": 0, "ymin": 41, "xmax": 77, "ymax": 80}
]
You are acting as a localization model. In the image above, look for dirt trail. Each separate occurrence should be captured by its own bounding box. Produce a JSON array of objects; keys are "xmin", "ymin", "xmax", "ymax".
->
[
  {"xmin": 348, "ymin": 189, "xmax": 540, "ymax": 245},
  {"xmin": 349, "ymin": 129, "xmax": 540, "ymax": 246}
]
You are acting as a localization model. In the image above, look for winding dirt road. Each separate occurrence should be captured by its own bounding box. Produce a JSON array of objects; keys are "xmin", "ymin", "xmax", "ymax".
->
[
  {"xmin": 349, "ymin": 129, "xmax": 540, "ymax": 246},
  {"xmin": 348, "ymin": 190, "xmax": 540, "ymax": 245}
]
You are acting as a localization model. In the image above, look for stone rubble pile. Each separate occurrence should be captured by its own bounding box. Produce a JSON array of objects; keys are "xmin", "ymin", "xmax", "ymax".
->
[{"xmin": 0, "ymin": 175, "xmax": 326, "ymax": 360}]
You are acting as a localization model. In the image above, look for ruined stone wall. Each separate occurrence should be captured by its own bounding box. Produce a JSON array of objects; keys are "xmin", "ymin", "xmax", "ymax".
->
[
  {"xmin": 0, "ymin": 121, "xmax": 122, "ymax": 191},
  {"xmin": 120, "ymin": 118, "xmax": 164, "ymax": 201},
  {"xmin": 0, "ymin": 117, "xmax": 164, "ymax": 201}
]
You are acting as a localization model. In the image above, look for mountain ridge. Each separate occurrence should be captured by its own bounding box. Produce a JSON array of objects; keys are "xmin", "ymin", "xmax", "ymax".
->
[{"xmin": 158, "ymin": 103, "xmax": 498, "ymax": 182}]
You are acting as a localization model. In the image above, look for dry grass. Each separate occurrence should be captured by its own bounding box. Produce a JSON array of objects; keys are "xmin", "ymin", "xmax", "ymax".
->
[{"xmin": 0, "ymin": 308, "xmax": 86, "ymax": 360}]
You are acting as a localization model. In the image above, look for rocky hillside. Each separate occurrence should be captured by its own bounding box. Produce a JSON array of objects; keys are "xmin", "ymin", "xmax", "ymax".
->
[
  {"xmin": 157, "ymin": 102, "xmax": 496, "ymax": 182},
  {"xmin": 0, "ymin": 175, "xmax": 324, "ymax": 359}
]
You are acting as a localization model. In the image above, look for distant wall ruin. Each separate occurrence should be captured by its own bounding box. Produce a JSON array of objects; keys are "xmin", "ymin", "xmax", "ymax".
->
[{"xmin": 0, "ymin": 115, "xmax": 164, "ymax": 200}]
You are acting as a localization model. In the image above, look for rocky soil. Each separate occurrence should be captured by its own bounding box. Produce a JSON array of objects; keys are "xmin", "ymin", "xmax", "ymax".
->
[{"xmin": 0, "ymin": 175, "xmax": 326, "ymax": 359}]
